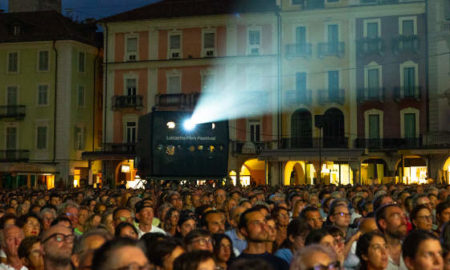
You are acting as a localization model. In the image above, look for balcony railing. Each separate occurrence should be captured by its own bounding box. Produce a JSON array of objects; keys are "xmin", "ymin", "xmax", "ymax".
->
[
  {"xmin": 103, "ymin": 143, "xmax": 136, "ymax": 154},
  {"xmin": 393, "ymin": 87, "xmax": 421, "ymax": 101},
  {"xmin": 357, "ymin": 38, "xmax": 384, "ymax": 55},
  {"xmin": 318, "ymin": 42, "xmax": 345, "ymax": 58},
  {"xmin": 0, "ymin": 150, "xmax": 30, "ymax": 162},
  {"xmin": 423, "ymin": 132, "xmax": 450, "ymax": 148},
  {"xmin": 393, "ymin": 35, "xmax": 420, "ymax": 53},
  {"xmin": 285, "ymin": 90, "xmax": 313, "ymax": 106},
  {"xmin": 231, "ymin": 141, "xmax": 271, "ymax": 155},
  {"xmin": 0, "ymin": 105, "xmax": 26, "ymax": 120},
  {"xmin": 357, "ymin": 88, "xmax": 385, "ymax": 103},
  {"xmin": 280, "ymin": 137, "xmax": 349, "ymax": 149},
  {"xmin": 360, "ymin": 0, "xmax": 398, "ymax": 4},
  {"xmin": 285, "ymin": 43, "xmax": 313, "ymax": 58},
  {"xmin": 112, "ymin": 95, "xmax": 143, "ymax": 110},
  {"xmin": 354, "ymin": 138, "xmax": 422, "ymax": 150},
  {"xmin": 155, "ymin": 93, "xmax": 199, "ymax": 109},
  {"xmin": 318, "ymin": 89, "xmax": 345, "ymax": 105}
]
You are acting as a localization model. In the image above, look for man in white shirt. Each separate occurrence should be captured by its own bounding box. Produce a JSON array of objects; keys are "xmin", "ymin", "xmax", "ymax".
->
[
  {"xmin": 134, "ymin": 200, "xmax": 165, "ymax": 238},
  {"xmin": 0, "ymin": 225, "xmax": 27, "ymax": 270}
]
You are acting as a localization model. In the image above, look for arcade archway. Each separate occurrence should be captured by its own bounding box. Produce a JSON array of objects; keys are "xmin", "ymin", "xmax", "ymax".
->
[
  {"xmin": 230, "ymin": 159, "xmax": 265, "ymax": 186},
  {"xmin": 443, "ymin": 157, "xmax": 450, "ymax": 184},
  {"xmin": 361, "ymin": 159, "xmax": 388, "ymax": 185},
  {"xmin": 284, "ymin": 161, "xmax": 306, "ymax": 185},
  {"xmin": 395, "ymin": 156, "xmax": 427, "ymax": 184}
]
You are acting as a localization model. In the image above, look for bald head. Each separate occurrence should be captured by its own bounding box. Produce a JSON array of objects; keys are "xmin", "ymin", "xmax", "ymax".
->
[{"xmin": 359, "ymin": 218, "xmax": 378, "ymax": 234}]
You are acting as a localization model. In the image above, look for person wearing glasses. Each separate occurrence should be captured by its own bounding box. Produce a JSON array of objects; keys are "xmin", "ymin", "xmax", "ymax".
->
[
  {"xmin": 356, "ymin": 231, "xmax": 389, "ymax": 270},
  {"xmin": 327, "ymin": 200, "xmax": 351, "ymax": 240},
  {"xmin": 402, "ymin": 230, "xmax": 443, "ymax": 270},
  {"xmin": 290, "ymin": 244, "xmax": 340, "ymax": 270},
  {"xmin": 184, "ymin": 229, "xmax": 214, "ymax": 252},
  {"xmin": 92, "ymin": 238, "xmax": 150, "ymax": 270},
  {"xmin": 41, "ymin": 224, "xmax": 75, "ymax": 270},
  {"xmin": 410, "ymin": 205, "xmax": 433, "ymax": 232},
  {"xmin": 0, "ymin": 225, "xmax": 26, "ymax": 270}
]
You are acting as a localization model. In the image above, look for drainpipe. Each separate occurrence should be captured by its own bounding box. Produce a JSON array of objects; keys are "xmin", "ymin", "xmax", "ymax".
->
[
  {"xmin": 103, "ymin": 24, "xmax": 108, "ymax": 148},
  {"xmin": 276, "ymin": 9, "xmax": 283, "ymax": 186},
  {"xmin": 93, "ymin": 46, "xmax": 100, "ymax": 151},
  {"xmin": 52, "ymin": 40, "xmax": 58, "ymax": 164}
]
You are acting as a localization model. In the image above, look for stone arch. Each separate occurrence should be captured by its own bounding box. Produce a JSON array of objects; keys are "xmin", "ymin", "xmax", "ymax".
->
[
  {"xmin": 291, "ymin": 109, "xmax": 312, "ymax": 148},
  {"xmin": 323, "ymin": 108, "xmax": 345, "ymax": 147}
]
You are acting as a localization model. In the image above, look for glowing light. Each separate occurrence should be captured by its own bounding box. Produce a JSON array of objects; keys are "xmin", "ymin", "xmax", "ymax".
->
[
  {"xmin": 167, "ymin": 121, "xmax": 176, "ymax": 129},
  {"xmin": 183, "ymin": 119, "xmax": 196, "ymax": 131},
  {"xmin": 121, "ymin": 165, "xmax": 130, "ymax": 173}
]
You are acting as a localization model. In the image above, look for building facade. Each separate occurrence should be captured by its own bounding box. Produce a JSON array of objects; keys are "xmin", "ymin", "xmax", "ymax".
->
[{"xmin": 0, "ymin": 10, "xmax": 101, "ymax": 188}]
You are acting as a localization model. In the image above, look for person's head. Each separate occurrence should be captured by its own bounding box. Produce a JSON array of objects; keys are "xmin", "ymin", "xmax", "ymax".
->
[
  {"xmin": 135, "ymin": 200, "xmax": 154, "ymax": 226},
  {"xmin": 71, "ymin": 228, "xmax": 113, "ymax": 268},
  {"xmin": 358, "ymin": 217, "xmax": 378, "ymax": 234},
  {"xmin": 436, "ymin": 201, "xmax": 450, "ymax": 227},
  {"xmin": 147, "ymin": 237, "xmax": 185, "ymax": 270},
  {"xmin": 173, "ymin": 250, "xmax": 216, "ymax": 270},
  {"xmin": 92, "ymin": 238, "xmax": 148, "ymax": 270},
  {"xmin": 177, "ymin": 214, "xmax": 196, "ymax": 238},
  {"xmin": 165, "ymin": 208, "xmax": 180, "ymax": 227},
  {"xmin": 41, "ymin": 224, "xmax": 75, "ymax": 266},
  {"xmin": 115, "ymin": 222, "xmax": 139, "ymax": 239},
  {"xmin": 1, "ymin": 225, "xmax": 25, "ymax": 258},
  {"xmin": 214, "ymin": 189, "xmax": 227, "ymax": 206},
  {"xmin": 328, "ymin": 203, "xmax": 350, "ymax": 231},
  {"xmin": 168, "ymin": 191, "xmax": 183, "ymax": 211},
  {"xmin": 202, "ymin": 210, "xmax": 226, "ymax": 234},
  {"xmin": 229, "ymin": 206, "xmax": 246, "ymax": 229},
  {"xmin": 375, "ymin": 204, "xmax": 408, "ymax": 240},
  {"xmin": 290, "ymin": 244, "xmax": 339, "ymax": 270},
  {"xmin": 413, "ymin": 194, "xmax": 432, "ymax": 210},
  {"xmin": 272, "ymin": 206, "xmax": 289, "ymax": 227},
  {"xmin": 402, "ymin": 230, "xmax": 443, "ymax": 270},
  {"xmin": 305, "ymin": 228, "xmax": 336, "ymax": 249},
  {"xmin": 411, "ymin": 205, "xmax": 433, "ymax": 231},
  {"xmin": 113, "ymin": 207, "xmax": 134, "ymax": 227},
  {"xmin": 61, "ymin": 202, "xmax": 79, "ymax": 228},
  {"xmin": 40, "ymin": 207, "xmax": 57, "ymax": 231},
  {"xmin": 356, "ymin": 231, "xmax": 388, "ymax": 270},
  {"xmin": 283, "ymin": 218, "xmax": 310, "ymax": 251},
  {"xmin": 300, "ymin": 206, "xmax": 323, "ymax": 230},
  {"xmin": 212, "ymin": 234, "xmax": 235, "ymax": 264},
  {"xmin": 18, "ymin": 236, "xmax": 44, "ymax": 270},
  {"xmin": 184, "ymin": 229, "xmax": 213, "ymax": 252},
  {"xmin": 239, "ymin": 208, "xmax": 268, "ymax": 243},
  {"xmin": 373, "ymin": 195, "xmax": 394, "ymax": 212},
  {"xmin": 17, "ymin": 213, "xmax": 41, "ymax": 237},
  {"xmin": 50, "ymin": 194, "xmax": 61, "ymax": 207}
]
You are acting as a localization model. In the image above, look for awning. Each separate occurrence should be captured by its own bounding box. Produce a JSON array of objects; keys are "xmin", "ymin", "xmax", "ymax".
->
[{"xmin": 0, "ymin": 163, "xmax": 57, "ymax": 174}]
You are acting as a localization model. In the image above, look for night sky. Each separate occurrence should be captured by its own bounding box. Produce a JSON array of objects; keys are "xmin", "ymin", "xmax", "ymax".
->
[{"xmin": 0, "ymin": 0, "xmax": 161, "ymax": 19}]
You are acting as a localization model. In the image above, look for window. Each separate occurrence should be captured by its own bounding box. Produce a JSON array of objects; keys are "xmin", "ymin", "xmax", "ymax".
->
[
  {"xmin": 404, "ymin": 113, "xmax": 416, "ymax": 138},
  {"xmin": 78, "ymin": 52, "xmax": 85, "ymax": 72},
  {"xmin": 8, "ymin": 52, "xmax": 18, "ymax": 73},
  {"xmin": 367, "ymin": 68, "xmax": 380, "ymax": 98},
  {"xmin": 296, "ymin": 72, "xmax": 307, "ymax": 93},
  {"xmin": 7, "ymin": 86, "xmax": 18, "ymax": 106},
  {"xmin": 167, "ymin": 74, "xmax": 181, "ymax": 94},
  {"xmin": 126, "ymin": 37, "xmax": 138, "ymax": 61},
  {"xmin": 368, "ymin": 114, "xmax": 380, "ymax": 139},
  {"xmin": 203, "ymin": 32, "xmax": 215, "ymax": 57},
  {"xmin": 126, "ymin": 78, "xmax": 137, "ymax": 96},
  {"xmin": 403, "ymin": 67, "xmax": 416, "ymax": 97},
  {"xmin": 6, "ymin": 127, "xmax": 17, "ymax": 149},
  {"xmin": 202, "ymin": 73, "xmax": 215, "ymax": 92},
  {"xmin": 328, "ymin": 70, "xmax": 339, "ymax": 98},
  {"xmin": 36, "ymin": 126, "xmax": 47, "ymax": 150},
  {"xmin": 292, "ymin": 0, "xmax": 303, "ymax": 4},
  {"xmin": 296, "ymin": 26, "xmax": 306, "ymax": 45},
  {"xmin": 402, "ymin": 20, "xmax": 414, "ymax": 35},
  {"xmin": 13, "ymin": 25, "xmax": 20, "ymax": 36},
  {"xmin": 77, "ymin": 86, "xmax": 85, "ymax": 107},
  {"xmin": 126, "ymin": 122, "xmax": 137, "ymax": 143},
  {"xmin": 367, "ymin": 22, "xmax": 379, "ymax": 38},
  {"xmin": 38, "ymin": 85, "xmax": 48, "ymax": 105},
  {"xmin": 74, "ymin": 127, "xmax": 85, "ymax": 150},
  {"xmin": 328, "ymin": 24, "xmax": 339, "ymax": 43},
  {"xmin": 169, "ymin": 33, "xmax": 181, "ymax": 59},
  {"xmin": 38, "ymin": 51, "xmax": 49, "ymax": 71},
  {"xmin": 249, "ymin": 120, "xmax": 261, "ymax": 142},
  {"xmin": 248, "ymin": 29, "xmax": 261, "ymax": 55}
]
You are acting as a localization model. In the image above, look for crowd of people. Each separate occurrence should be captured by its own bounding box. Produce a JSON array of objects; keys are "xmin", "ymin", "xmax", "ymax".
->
[{"xmin": 0, "ymin": 183, "xmax": 449, "ymax": 270}]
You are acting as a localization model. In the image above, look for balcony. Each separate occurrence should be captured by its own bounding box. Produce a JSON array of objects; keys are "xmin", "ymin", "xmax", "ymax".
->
[
  {"xmin": 285, "ymin": 43, "xmax": 312, "ymax": 58},
  {"xmin": 318, "ymin": 89, "xmax": 345, "ymax": 105},
  {"xmin": 280, "ymin": 137, "xmax": 348, "ymax": 149},
  {"xmin": 318, "ymin": 42, "xmax": 345, "ymax": 58},
  {"xmin": 285, "ymin": 90, "xmax": 312, "ymax": 106},
  {"xmin": 393, "ymin": 35, "xmax": 420, "ymax": 54},
  {"xmin": 82, "ymin": 143, "xmax": 136, "ymax": 161},
  {"xmin": 393, "ymin": 87, "xmax": 421, "ymax": 102},
  {"xmin": 155, "ymin": 93, "xmax": 199, "ymax": 109},
  {"xmin": 231, "ymin": 140, "xmax": 271, "ymax": 155},
  {"xmin": 360, "ymin": 0, "xmax": 398, "ymax": 4},
  {"xmin": 112, "ymin": 95, "xmax": 143, "ymax": 110},
  {"xmin": 354, "ymin": 138, "xmax": 422, "ymax": 150},
  {"xmin": 357, "ymin": 38, "xmax": 384, "ymax": 56},
  {"xmin": 0, "ymin": 150, "xmax": 30, "ymax": 162},
  {"xmin": 0, "ymin": 105, "xmax": 26, "ymax": 120},
  {"xmin": 358, "ymin": 88, "xmax": 385, "ymax": 103}
]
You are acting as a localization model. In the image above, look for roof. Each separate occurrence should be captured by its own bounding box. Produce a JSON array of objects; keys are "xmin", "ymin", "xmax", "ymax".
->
[
  {"xmin": 0, "ymin": 10, "xmax": 98, "ymax": 46},
  {"xmin": 100, "ymin": 0, "xmax": 278, "ymax": 23}
]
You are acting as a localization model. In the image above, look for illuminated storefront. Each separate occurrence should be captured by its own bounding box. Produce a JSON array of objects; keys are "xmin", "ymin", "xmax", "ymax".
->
[{"xmin": 397, "ymin": 157, "xmax": 428, "ymax": 184}]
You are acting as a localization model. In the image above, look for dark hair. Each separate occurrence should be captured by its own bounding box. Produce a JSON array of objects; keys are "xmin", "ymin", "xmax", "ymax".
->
[
  {"xmin": 50, "ymin": 215, "xmax": 72, "ymax": 227},
  {"xmin": 73, "ymin": 228, "xmax": 113, "ymax": 255},
  {"xmin": 436, "ymin": 201, "xmax": 450, "ymax": 218},
  {"xmin": 410, "ymin": 204, "xmax": 431, "ymax": 228},
  {"xmin": 280, "ymin": 218, "xmax": 310, "ymax": 250},
  {"xmin": 0, "ymin": 214, "xmax": 17, "ymax": 230},
  {"xmin": 299, "ymin": 206, "xmax": 319, "ymax": 220},
  {"xmin": 18, "ymin": 236, "xmax": 40, "ymax": 259},
  {"xmin": 139, "ymin": 232, "xmax": 167, "ymax": 253},
  {"xmin": 173, "ymin": 250, "xmax": 214, "ymax": 270},
  {"xmin": 441, "ymin": 221, "xmax": 450, "ymax": 252},
  {"xmin": 356, "ymin": 231, "xmax": 386, "ymax": 270},
  {"xmin": 212, "ymin": 234, "xmax": 235, "ymax": 262},
  {"xmin": 271, "ymin": 206, "xmax": 288, "ymax": 220},
  {"xmin": 238, "ymin": 208, "xmax": 261, "ymax": 230},
  {"xmin": 328, "ymin": 199, "xmax": 348, "ymax": 216},
  {"xmin": 373, "ymin": 194, "xmax": 392, "ymax": 212},
  {"xmin": 305, "ymin": 228, "xmax": 332, "ymax": 246},
  {"xmin": 402, "ymin": 230, "xmax": 440, "ymax": 260},
  {"xmin": 147, "ymin": 237, "xmax": 183, "ymax": 267},
  {"xmin": 375, "ymin": 203, "xmax": 399, "ymax": 233},
  {"xmin": 92, "ymin": 238, "xmax": 146, "ymax": 270},
  {"xmin": 16, "ymin": 213, "xmax": 42, "ymax": 230},
  {"xmin": 184, "ymin": 229, "xmax": 212, "ymax": 247},
  {"xmin": 412, "ymin": 194, "xmax": 429, "ymax": 208},
  {"xmin": 201, "ymin": 210, "xmax": 222, "ymax": 228},
  {"xmin": 229, "ymin": 258, "xmax": 274, "ymax": 270},
  {"xmin": 112, "ymin": 207, "xmax": 133, "ymax": 221},
  {"xmin": 115, "ymin": 222, "xmax": 138, "ymax": 238}
]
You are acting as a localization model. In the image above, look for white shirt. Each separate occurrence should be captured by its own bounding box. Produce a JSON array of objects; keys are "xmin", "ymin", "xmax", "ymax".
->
[
  {"xmin": 136, "ymin": 224, "xmax": 166, "ymax": 238},
  {"xmin": 0, "ymin": 263, "xmax": 28, "ymax": 270},
  {"xmin": 386, "ymin": 254, "xmax": 407, "ymax": 270}
]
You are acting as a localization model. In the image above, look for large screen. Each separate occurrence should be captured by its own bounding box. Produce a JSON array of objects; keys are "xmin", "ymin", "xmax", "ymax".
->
[{"xmin": 137, "ymin": 111, "xmax": 229, "ymax": 178}]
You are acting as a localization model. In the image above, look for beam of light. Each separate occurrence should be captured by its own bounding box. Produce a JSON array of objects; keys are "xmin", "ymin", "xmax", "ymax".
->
[
  {"xmin": 183, "ymin": 119, "xmax": 197, "ymax": 131},
  {"xmin": 189, "ymin": 66, "xmax": 275, "ymax": 125}
]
